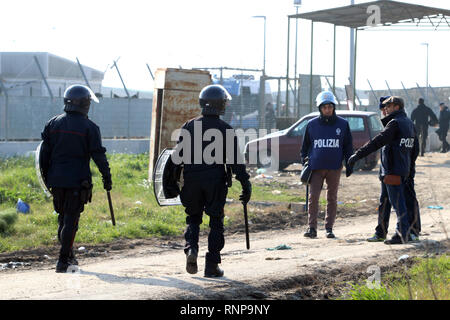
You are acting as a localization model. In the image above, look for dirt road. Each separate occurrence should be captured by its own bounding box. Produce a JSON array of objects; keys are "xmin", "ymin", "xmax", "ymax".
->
[{"xmin": 0, "ymin": 153, "xmax": 448, "ymax": 300}]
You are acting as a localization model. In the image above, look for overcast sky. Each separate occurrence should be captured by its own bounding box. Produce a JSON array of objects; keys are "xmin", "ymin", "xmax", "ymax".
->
[{"xmin": 1, "ymin": 0, "xmax": 449, "ymax": 92}]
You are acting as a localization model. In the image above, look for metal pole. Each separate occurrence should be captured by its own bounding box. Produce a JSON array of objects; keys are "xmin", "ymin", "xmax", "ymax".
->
[
  {"xmin": 146, "ymin": 63, "xmax": 155, "ymax": 81},
  {"xmin": 309, "ymin": 21, "xmax": 314, "ymax": 113},
  {"xmin": 352, "ymin": 29, "xmax": 358, "ymax": 109},
  {"xmin": 277, "ymin": 78, "xmax": 281, "ymax": 117},
  {"xmin": 263, "ymin": 17, "xmax": 266, "ymax": 75},
  {"xmin": 385, "ymin": 80, "xmax": 394, "ymax": 96},
  {"xmin": 367, "ymin": 79, "xmax": 378, "ymax": 105},
  {"xmin": 111, "ymin": 60, "xmax": 131, "ymax": 139},
  {"xmin": 0, "ymin": 79, "xmax": 8, "ymax": 141},
  {"xmin": 401, "ymin": 81, "xmax": 415, "ymax": 114},
  {"xmin": 426, "ymin": 44, "xmax": 429, "ymax": 101},
  {"xmin": 76, "ymin": 57, "xmax": 92, "ymax": 89},
  {"xmin": 325, "ymin": 76, "xmax": 341, "ymax": 106},
  {"xmin": 333, "ymin": 25, "xmax": 337, "ymax": 94},
  {"xmin": 112, "ymin": 61, "xmax": 130, "ymax": 99},
  {"xmin": 294, "ymin": 6, "xmax": 299, "ymax": 118},
  {"xmin": 428, "ymin": 85, "xmax": 441, "ymax": 108},
  {"xmin": 286, "ymin": 16, "xmax": 291, "ymax": 114},
  {"xmin": 34, "ymin": 55, "xmax": 54, "ymax": 100},
  {"xmin": 416, "ymin": 83, "xmax": 427, "ymax": 101}
]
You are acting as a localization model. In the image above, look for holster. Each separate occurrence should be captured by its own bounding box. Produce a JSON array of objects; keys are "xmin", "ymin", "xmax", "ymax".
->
[
  {"xmin": 383, "ymin": 175, "xmax": 401, "ymax": 186},
  {"xmin": 80, "ymin": 180, "xmax": 93, "ymax": 204}
]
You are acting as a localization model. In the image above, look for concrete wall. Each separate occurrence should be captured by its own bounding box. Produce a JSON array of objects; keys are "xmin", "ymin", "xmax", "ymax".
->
[
  {"xmin": 0, "ymin": 139, "xmax": 150, "ymax": 158},
  {"xmin": 0, "ymin": 96, "xmax": 152, "ymax": 140}
]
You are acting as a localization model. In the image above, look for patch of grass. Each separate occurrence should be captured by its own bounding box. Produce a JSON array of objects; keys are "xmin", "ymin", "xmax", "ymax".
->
[
  {"xmin": 343, "ymin": 255, "xmax": 450, "ymax": 300},
  {"xmin": 1, "ymin": 153, "xmax": 304, "ymax": 253}
]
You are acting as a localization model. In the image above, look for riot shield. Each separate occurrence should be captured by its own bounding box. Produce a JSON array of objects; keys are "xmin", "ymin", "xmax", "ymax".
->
[
  {"xmin": 152, "ymin": 148, "xmax": 182, "ymax": 206},
  {"xmin": 35, "ymin": 141, "xmax": 52, "ymax": 198}
]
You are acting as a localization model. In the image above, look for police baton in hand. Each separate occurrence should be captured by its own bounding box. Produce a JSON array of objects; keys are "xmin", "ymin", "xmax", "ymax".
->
[
  {"xmin": 243, "ymin": 202, "xmax": 250, "ymax": 250},
  {"xmin": 106, "ymin": 191, "xmax": 116, "ymax": 226}
]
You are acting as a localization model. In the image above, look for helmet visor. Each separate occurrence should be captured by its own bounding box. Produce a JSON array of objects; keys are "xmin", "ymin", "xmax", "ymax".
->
[{"xmin": 86, "ymin": 86, "xmax": 99, "ymax": 103}]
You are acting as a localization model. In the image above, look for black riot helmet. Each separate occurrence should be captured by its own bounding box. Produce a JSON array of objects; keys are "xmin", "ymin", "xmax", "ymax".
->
[
  {"xmin": 63, "ymin": 84, "xmax": 99, "ymax": 116},
  {"xmin": 199, "ymin": 84, "xmax": 232, "ymax": 116}
]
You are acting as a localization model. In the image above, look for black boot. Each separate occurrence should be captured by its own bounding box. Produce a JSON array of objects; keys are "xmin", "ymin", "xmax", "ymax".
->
[
  {"xmin": 204, "ymin": 261, "xmax": 224, "ymax": 278},
  {"xmin": 303, "ymin": 227, "xmax": 317, "ymax": 238},
  {"xmin": 326, "ymin": 228, "xmax": 335, "ymax": 239},
  {"xmin": 68, "ymin": 249, "xmax": 78, "ymax": 266},
  {"xmin": 185, "ymin": 248, "xmax": 198, "ymax": 274},
  {"xmin": 55, "ymin": 259, "xmax": 71, "ymax": 273}
]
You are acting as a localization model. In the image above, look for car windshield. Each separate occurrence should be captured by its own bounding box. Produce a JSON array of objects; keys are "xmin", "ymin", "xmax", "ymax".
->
[
  {"xmin": 290, "ymin": 119, "xmax": 309, "ymax": 136},
  {"xmin": 369, "ymin": 115, "xmax": 383, "ymax": 133},
  {"xmin": 341, "ymin": 116, "xmax": 365, "ymax": 132}
]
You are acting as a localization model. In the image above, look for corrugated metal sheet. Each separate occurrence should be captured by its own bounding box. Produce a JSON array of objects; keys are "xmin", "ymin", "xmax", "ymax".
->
[{"xmin": 149, "ymin": 68, "xmax": 211, "ymax": 179}]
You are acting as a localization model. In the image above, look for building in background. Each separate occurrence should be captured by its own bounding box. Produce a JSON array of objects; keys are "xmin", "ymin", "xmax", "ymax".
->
[{"xmin": 0, "ymin": 52, "xmax": 103, "ymax": 97}]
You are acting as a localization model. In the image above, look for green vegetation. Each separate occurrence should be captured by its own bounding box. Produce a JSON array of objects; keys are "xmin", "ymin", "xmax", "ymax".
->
[
  {"xmin": 0, "ymin": 154, "xmax": 305, "ymax": 253},
  {"xmin": 343, "ymin": 255, "xmax": 450, "ymax": 300}
]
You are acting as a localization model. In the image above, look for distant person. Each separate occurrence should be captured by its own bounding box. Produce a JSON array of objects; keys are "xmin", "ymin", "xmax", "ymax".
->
[
  {"xmin": 40, "ymin": 85, "xmax": 112, "ymax": 273},
  {"xmin": 437, "ymin": 103, "xmax": 450, "ymax": 153},
  {"xmin": 265, "ymin": 102, "xmax": 276, "ymax": 129},
  {"xmin": 300, "ymin": 91, "xmax": 353, "ymax": 239},
  {"xmin": 348, "ymin": 97, "xmax": 418, "ymax": 244},
  {"xmin": 410, "ymin": 98, "xmax": 438, "ymax": 156}
]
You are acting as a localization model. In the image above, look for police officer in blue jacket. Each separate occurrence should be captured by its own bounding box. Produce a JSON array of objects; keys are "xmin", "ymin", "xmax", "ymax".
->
[
  {"xmin": 366, "ymin": 97, "xmax": 420, "ymax": 242},
  {"xmin": 300, "ymin": 91, "xmax": 353, "ymax": 239},
  {"xmin": 348, "ymin": 96, "xmax": 417, "ymax": 244}
]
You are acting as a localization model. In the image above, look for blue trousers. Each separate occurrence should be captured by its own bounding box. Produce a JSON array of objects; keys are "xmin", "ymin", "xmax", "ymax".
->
[{"xmin": 376, "ymin": 179, "xmax": 421, "ymax": 238}]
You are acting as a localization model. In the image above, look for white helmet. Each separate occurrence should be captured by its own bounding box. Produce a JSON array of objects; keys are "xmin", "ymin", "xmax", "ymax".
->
[{"xmin": 316, "ymin": 91, "xmax": 337, "ymax": 108}]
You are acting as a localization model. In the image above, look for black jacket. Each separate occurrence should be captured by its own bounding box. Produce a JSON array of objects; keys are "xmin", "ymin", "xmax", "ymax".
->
[
  {"xmin": 355, "ymin": 110, "xmax": 418, "ymax": 178},
  {"xmin": 439, "ymin": 106, "xmax": 450, "ymax": 132},
  {"xmin": 411, "ymin": 103, "xmax": 438, "ymax": 128},
  {"xmin": 40, "ymin": 112, "xmax": 111, "ymax": 188},
  {"xmin": 173, "ymin": 115, "xmax": 250, "ymax": 183}
]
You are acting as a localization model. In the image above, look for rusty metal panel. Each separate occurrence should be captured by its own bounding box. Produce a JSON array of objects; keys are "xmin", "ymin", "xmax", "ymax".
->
[{"xmin": 149, "ymin": 68, "xmax": 211, "ymax": 180}]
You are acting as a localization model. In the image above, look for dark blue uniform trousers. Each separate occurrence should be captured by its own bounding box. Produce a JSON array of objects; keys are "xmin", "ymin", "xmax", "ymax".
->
[
  {"xmin": 180, "ymin": 178, "xmax": 228, "ymax": 264},
  {"xmin": 375, "ymin": 179, "xmax": 420, "ymax": 239}
]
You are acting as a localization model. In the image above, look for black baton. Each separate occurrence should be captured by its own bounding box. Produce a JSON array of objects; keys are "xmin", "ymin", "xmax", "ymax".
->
[
  {"xmin": 107, "ymin": 191, "xmax": 116, "ymax": 226},
  {"xmin": 244, "ymin": 202, "xmax": 250, "ymax": 250}
]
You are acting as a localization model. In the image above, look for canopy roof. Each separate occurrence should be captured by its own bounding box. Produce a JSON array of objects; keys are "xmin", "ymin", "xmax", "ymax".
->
[{"xmin": 289, "ymin": 0, "xmax": 450, "ymax": 30}]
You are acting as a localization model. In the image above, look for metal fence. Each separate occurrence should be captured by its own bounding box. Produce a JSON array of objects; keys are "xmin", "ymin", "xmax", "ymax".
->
[{"xmin": 0, "ymin": 96, "xmax": 152, "ymax": 141}]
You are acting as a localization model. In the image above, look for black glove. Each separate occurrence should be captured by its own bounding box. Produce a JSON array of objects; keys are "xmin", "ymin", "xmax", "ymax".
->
[
  {"xmin": 103, "ymin": 177, "xmax": 112, "ymax": 191},
  {"xmin": 346, "ymin": 154, "xmax": 358, "ymax": 177},
  {"xmin": 345, "ymin": 165, "xmax": 353, "ymax": 178},
  {"xmin": 239, "ymin": 179, "xmax": 252, "ymax": 205},
  {"xmin": 301, "ymin": 156, "xmax": 309, "ymax": 165}
]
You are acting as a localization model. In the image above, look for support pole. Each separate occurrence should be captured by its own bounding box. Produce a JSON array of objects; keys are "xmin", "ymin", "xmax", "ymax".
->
[
  {"xmin": 34, "ymin": 55, "xmax": 54, "ymax": 100},
  {"xmin": 367, "ymin": 79, "xmax": 378, "ymax": 105},
  {"xmin": 286, "ymin": 17, "xmax": 291, "ymax": 115},
  {"xmin": 333, "ymin": 25, "xmax": 337, "ymax": 94},
  {"xmin": 385, "ymin": 80, "xmax": 394, "ymax": 96},
  {"xmin": 294, "ymin": 6, "xmax": 299, "ymax": 118},
  {"xmin": 352, "ymin": 29, "xmax": 358, "ymax": 109},
  {"xmin": 146, "ymin": 64, "xmax": 155, "ymax": 81},
  {"xmin": 309, "ymin": 21, "xmax": 314, "ymax": 113},
  {"xmin": 76, "ymin": 57, "xmax": 92, "ymax": 89},
  {"xmin": 0, "ymin": 79, "xmax": 9, "ymax": 141}
]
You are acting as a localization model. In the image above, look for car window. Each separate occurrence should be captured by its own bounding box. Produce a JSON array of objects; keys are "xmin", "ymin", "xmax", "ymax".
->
[
  {"xmin": 290, "ymin": 119, "xmax": 309, "ymax": 136},
  {"xmin": 369, "ymin": 115, "xmax": 383, "ymax": 133},
  {"xmin": 342, "ymin": 116, "xmax": 365, "ymax": 132}
]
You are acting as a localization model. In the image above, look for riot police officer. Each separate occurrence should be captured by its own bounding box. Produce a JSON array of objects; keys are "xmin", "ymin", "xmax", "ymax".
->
[
  {"xmin": 172, "ymin": 84, "xmax": 252, "ymax": 278},
  {"xmin": 40, "ymin": 84, "xmax": 112, "ymax": 272},
  {"xmin": 348, "ymin": 96, "xmax": 417, "ymax": 244}
]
